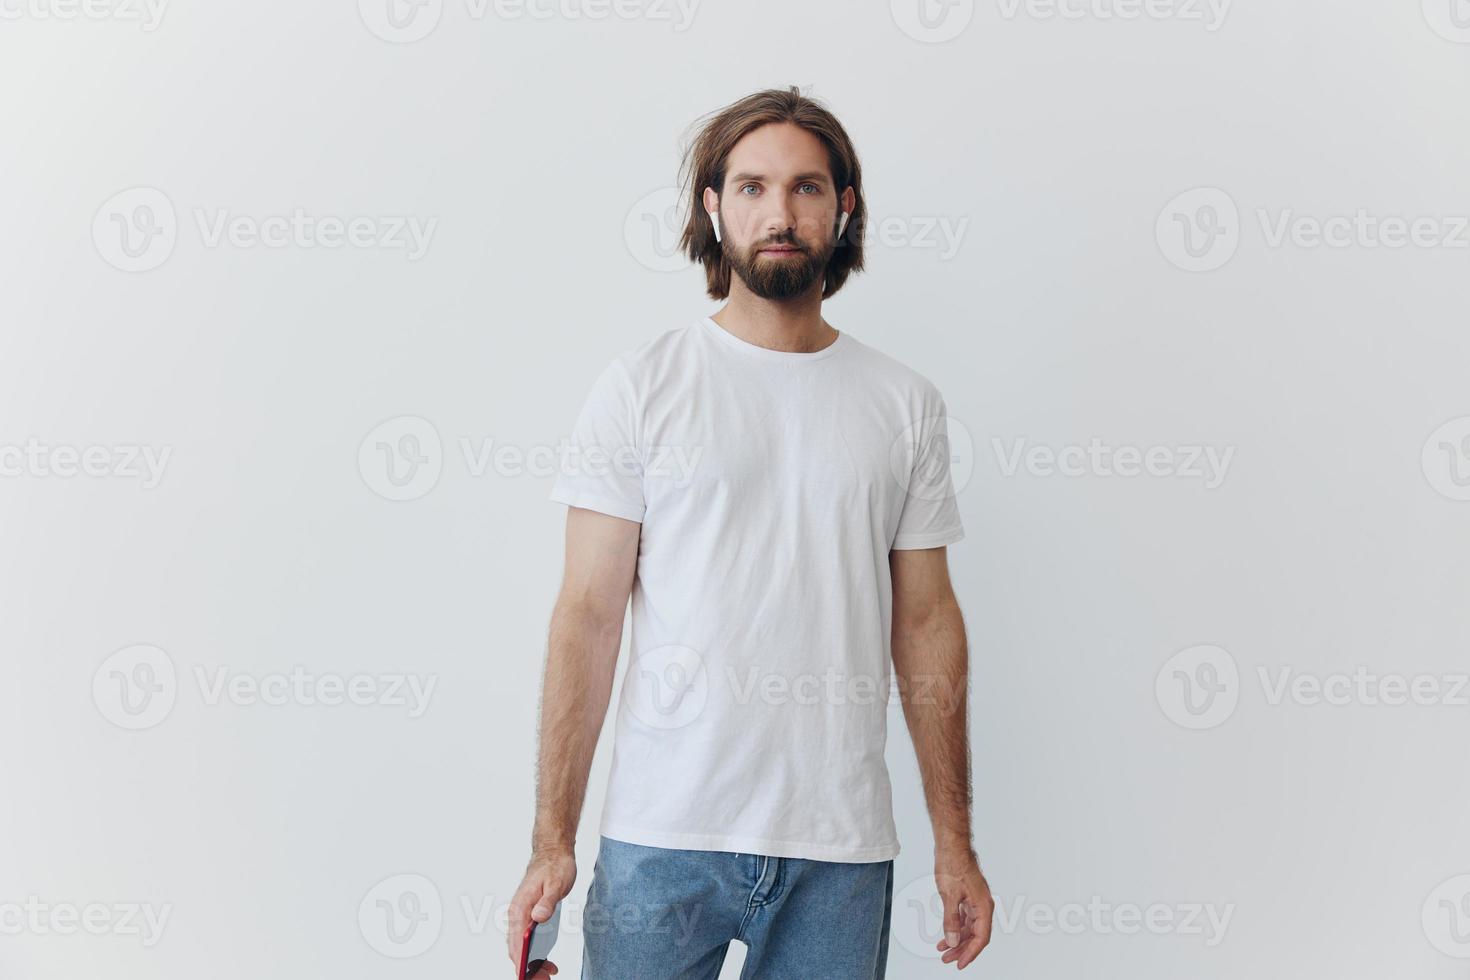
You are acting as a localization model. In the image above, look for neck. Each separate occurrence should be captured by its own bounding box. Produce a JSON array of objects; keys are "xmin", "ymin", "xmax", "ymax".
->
[{"xmin": 712, "ymin": 285, "xmax": 837, "ymax": 354}]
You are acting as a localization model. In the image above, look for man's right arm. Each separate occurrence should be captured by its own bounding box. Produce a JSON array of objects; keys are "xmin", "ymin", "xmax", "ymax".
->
[{"xmin": 506, "ymin": 504, "xmax": 640, "ymax": 973}]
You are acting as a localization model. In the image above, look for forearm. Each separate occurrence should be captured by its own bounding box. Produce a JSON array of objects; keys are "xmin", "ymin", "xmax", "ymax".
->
[
  {"xmin": 530, "ymin": 594, "xmax": 624, "ymax": 854},
  {"xmin": 892, "ymin": 596, "xmax": 974, "ymax": 859}
]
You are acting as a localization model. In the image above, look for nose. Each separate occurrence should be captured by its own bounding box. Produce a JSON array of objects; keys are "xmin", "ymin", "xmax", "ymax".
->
[{"xmin": 763, "ymin": 197, "xmax": 797, "ymax": 241}]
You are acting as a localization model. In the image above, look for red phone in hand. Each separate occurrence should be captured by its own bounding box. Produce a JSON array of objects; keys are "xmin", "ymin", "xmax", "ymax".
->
[{"xmin": 517, "ymin": 903, "xmax": 562, "ymax": 979}]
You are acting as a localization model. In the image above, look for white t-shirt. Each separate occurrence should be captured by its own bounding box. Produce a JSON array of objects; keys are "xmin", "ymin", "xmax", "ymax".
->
[{"xmin": 548, "ymin": 314, "xmax": 964, "ymax": 863}]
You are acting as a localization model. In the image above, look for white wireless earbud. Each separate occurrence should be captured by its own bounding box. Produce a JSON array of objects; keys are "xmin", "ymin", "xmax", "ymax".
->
[
  {"xmin": 837, "ymin": 211, "xmax": 850, "ymax": 240},
  {"xmin": 708, "ymin": 210, "xmax": 721, "ymax": 244}
]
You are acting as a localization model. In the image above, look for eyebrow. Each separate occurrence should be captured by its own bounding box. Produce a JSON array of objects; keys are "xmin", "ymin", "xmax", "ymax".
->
[{"xmin": 728, "ymin": 172, "xmax": 830, "ymax": 186}]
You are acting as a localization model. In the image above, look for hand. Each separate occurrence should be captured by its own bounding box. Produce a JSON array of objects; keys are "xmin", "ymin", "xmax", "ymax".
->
[
  {"xmin": 507, "ymin": 847, "xmax": 577, "ymax": 978},
  {"xmin": 933, "ymin": 848, "xmax": 994, "ymax": 969}
]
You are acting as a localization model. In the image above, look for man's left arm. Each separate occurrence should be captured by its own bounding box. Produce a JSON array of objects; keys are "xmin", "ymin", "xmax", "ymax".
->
[{"xmin": 890, "ymin": 544, "xmax": 994, "ymax": 970}]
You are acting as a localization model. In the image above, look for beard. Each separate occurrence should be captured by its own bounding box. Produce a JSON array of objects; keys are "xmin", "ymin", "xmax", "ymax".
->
[{"xmin": 724, "ymin": 227, "xmax": 837, "ymax": 301}]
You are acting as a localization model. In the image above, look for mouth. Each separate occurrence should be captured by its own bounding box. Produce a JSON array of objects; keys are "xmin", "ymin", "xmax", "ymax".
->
[{"xmin": 759, "ymin": 246, "xmax": 802, "ymax": 256}]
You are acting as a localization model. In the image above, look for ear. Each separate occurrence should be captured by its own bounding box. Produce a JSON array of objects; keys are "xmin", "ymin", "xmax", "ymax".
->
[{"xmin": 702, "ymin": 186, "xmax": 721, "ymax": 244}]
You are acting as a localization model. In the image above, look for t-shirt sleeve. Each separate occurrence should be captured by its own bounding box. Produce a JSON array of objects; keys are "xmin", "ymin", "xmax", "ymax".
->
[
  {"xmin": 891, "ymin": 388, "xmax": 966, "ymax": 550},
  {"xmin": 547, "ymin": 356, "xmax": 646, "ymax": 523}
]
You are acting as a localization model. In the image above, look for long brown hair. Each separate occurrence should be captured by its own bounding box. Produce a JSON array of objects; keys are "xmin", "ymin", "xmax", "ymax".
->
[{"xmin": 677, "ymin": 86, "xmax": 867, "ymax": 300}]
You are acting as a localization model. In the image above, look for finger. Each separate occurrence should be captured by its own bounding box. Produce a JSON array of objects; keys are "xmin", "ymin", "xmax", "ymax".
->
[
  {"xmin": 507, "ymin": 898, "xmax": 532, "ymax": 962},
  {"xmin": 508, "ymin": 882, "xmax": 552, "ymax": 963},
  {"xmin": 939, "ymin": 903, "xmax": 982, "ymax": 964},
  {"xmin": 941, "ymin": 891, "xmax": 966, "ymax": 950},
  {"xmin": 506, "ymin": 911, "xmax": 520, "ymax": 964},
  {"xmin": 936, "ymin": 895, "xmax": 974, "ymax": 954},
  {"xmin": 939, "ymin": 927, "xmax": 969, "ymax": 964},
  {"xmin": 955, "ymin": 917, "xmax": 992, "ymax": 969},
  {"xmin": 938, "ymin": 919, "xmax": 971, "ymax": 962},
  {"xmin": 530, "ymin": 883, "xmax": 557, "ymax": 923},
  {"xmin": 956, "ymin": 935, "xmax": 987, "ymax": 968},
  {"xmin": 507, "ymin": 885, "xmax": 534, "ymax": 959}
]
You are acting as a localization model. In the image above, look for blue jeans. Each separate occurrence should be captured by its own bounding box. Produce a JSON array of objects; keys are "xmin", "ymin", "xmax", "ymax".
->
[{"xmin": 580, "ymin": 835, "xmax": 894, "ymax": 979}]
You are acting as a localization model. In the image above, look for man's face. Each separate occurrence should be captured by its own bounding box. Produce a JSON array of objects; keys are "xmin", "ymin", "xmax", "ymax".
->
[{"xmin": 711, "ymin": 123, "xmax": 847, "ymax": 301}]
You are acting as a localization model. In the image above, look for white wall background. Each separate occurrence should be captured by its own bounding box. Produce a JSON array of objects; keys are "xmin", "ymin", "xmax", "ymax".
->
[{"xmin": 2, "ymin": 1, "xmax": 1468, "ymax": 977}]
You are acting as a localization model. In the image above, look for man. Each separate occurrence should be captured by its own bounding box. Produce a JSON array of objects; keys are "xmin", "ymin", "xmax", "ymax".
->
[{"xmin": 507, "ymin": 86, "xmax": 994, "ymax": 978}]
